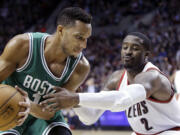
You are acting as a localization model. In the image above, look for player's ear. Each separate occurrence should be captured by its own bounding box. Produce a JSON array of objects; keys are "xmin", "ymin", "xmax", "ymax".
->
[
  {"xmin": 57, "ymin": 25, "xmax": 63, "ymax": 36},
  {"xmin": 145, "ymin": 50, "xmax": 150, "ymax": 57}
]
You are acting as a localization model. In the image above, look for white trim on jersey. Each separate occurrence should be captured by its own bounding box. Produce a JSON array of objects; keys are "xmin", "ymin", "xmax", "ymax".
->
[
  {"xmin": 42, "ymin": 122, "xmax": 71, "ymax": 135},
  {"xmin": 174, "ymin": 70, "xmax": 180, "ymax": 93},
  {"xmin": 16, "ymin": 33, "xmax": 33, "ymax": 72},
  {"xmin": 64, "ymin": 52, "xmax": 82, "ymax": 83}
]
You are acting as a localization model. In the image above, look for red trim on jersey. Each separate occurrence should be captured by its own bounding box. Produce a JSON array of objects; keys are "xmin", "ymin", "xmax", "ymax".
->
[
  {"xmin": 145, "ymin": 67, "xmax": 175, "ymax": 103},
  {"xmin": 147, "ymin": 96, "xmax": 174, "ymax": 103},
  {"xmin": 117, "ymin": 70, "xmax": 126, "ymax": 91},
  {"xmin": 176, "ymin": 93, "xmax": 180, "ymax": 101},
  {"xmin": 135, "ymin": 126, "xmax": 180, "ymax": 135}
]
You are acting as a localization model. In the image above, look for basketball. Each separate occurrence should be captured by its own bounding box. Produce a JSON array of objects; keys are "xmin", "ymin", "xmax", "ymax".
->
[{"xmin": 0, "ymin": 84, "xmax": 25, "ymax": 131}]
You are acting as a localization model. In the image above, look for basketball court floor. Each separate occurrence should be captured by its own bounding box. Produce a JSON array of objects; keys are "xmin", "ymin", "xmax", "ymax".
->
[{"xmin": 71, "ymin": 130, "xmax": 132, "ymax": 135}]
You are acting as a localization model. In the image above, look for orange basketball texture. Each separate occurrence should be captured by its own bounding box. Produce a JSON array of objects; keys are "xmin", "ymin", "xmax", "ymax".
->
[{"xmin": 0, "ymin": 84, "xmax": 25, "ymax": 131}]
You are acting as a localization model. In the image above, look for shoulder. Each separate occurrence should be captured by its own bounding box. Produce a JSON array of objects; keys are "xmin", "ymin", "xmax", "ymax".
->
[
  {"xmin": 107, "ymin": 70, "xmax": 125, "ymax": 86},
  {"xmin": 3, "ymin": 33, "xmax": 29, "ymax": 55},
  {"xmin": 103, "ymin": 69, "xmax": 125, "ymax": 91},
  {"xmin": 75, "ymin": 56, "xmax": 90, "ymax": 74},
  {"xmin": 6, "ymin": 33, "xmax": 29, "ymax": 48},
  {"xmin": 63, "ymin": 56, "xmax": 90, "ymax": 91},
  {"xmin": 1, "ymin": 33, "xmax": 29, "ymax": 63},
  {"xmin": 110, "ymin": 70, "xmax": 125, "ymax": 80}
]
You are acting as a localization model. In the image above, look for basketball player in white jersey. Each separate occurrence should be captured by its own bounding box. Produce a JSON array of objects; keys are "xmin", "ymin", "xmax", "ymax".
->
[
  {"xmin": 171, "ymin": 70, "xmax": 180, "ymax": 94},
  {"xmin": 40, "ymin": 32, "xmax": 180, "ymax": 135}
]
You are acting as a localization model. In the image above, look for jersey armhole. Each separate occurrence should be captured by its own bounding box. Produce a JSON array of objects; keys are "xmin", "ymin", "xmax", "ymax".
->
[
  {"xmin": 147, "ymin": 95, "xmax": 174, "ymax": 103},
  {"xmin": 63, "ymin": 52, "xmax": 83, "ymax": 83},
  {"xmin": 16, "ymin": 33, "xmax": 33, "ymax": 72}
]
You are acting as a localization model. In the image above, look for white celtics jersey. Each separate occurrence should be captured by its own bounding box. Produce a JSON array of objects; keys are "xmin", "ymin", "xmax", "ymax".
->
[{"xmin": 117, "ymin": 62, "xmax": 180, "ymax": 135}]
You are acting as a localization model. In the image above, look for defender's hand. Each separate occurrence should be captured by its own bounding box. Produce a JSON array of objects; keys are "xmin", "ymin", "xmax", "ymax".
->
[
  {"xmin": 15, "ymin": 86, "xmax": 30, "ymax": 126},
  {"xmin": 40, "ymin": 87, "xmax": 79, "ymax": 112}
]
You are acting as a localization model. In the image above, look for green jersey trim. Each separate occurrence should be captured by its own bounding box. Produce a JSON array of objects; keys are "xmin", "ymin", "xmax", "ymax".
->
[
  {"xmin": 40, "ymin": 35, "xmax": 71, "ymax": 81},
  {"xmin": 16, "ymin": 33, "xmax": 33, "ymax": 72}
]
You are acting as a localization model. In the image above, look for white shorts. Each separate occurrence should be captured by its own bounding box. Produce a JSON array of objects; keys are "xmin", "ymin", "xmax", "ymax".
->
[{"xmin": 131, "ymin": 130, "xmax": 180, "ymax": 135}]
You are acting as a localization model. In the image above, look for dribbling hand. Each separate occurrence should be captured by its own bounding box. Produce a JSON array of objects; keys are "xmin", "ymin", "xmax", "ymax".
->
[{"xmin": 15, "ymin": 86, "xmax": 30, "ymax": 126}]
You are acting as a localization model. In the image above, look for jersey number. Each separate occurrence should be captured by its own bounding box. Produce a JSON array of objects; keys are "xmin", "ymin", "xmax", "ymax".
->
[
  {"xmin": 33, "ymin": 93, "xmax": 41, "ymax": 103},
  {"xmin": 140, "ymin": 118, "xmax": 153, "ymax": 131}
]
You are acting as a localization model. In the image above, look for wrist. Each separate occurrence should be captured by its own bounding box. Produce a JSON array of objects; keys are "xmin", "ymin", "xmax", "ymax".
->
[
  {"xmin": 72, "ymin": 93, "xmax": 80, "ymax": 107},
  {"xmin": 29, "ymin": 101, "xmax": 34, "ymax": 114}
]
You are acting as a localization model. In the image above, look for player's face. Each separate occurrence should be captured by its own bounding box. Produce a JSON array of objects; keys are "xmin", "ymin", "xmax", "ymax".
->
[
  {"xmin": 61, "ymin": 20, "xmax": 92, "ymax": 57},
  {"xmin": 121, "ymin": 35, "xmax": 147, "ymax": 70}
]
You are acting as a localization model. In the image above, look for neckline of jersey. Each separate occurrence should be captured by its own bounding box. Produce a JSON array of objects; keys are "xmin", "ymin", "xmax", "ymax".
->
[{"xmin": 40, "ymin": 35, "xmax": 70, "ymax": 81}]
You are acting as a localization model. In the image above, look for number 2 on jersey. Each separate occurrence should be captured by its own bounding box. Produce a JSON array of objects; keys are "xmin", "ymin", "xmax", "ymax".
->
[{"xmin": 140, "ymin": 118, "xmax": 153, "ymax": 131}]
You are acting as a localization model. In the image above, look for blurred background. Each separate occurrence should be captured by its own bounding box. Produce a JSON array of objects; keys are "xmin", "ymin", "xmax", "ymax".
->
[{"xmin": 1, "ymin": 0, "xmax": 180, "ymax": 134}]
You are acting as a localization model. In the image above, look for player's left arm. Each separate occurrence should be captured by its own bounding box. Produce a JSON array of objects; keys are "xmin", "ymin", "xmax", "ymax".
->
[{"xmin": 62, "ymin": 56, "xmax": 90, "ymax": 92}]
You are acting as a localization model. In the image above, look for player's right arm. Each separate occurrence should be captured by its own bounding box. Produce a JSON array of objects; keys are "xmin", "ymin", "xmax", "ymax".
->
[
  {"xmin": 0, "ymin": 34, "xmax": 31, "ymax": 125},
  {"xmin": 73, "ymin": 70, "xmax": 124, "ymax": 125},
  {"xmin": 0, "ymin": 34, "xmax": 54, "ymax": 120},
  {"xmin": 0, "ymin": 34, "xmax": 29, "ymax": 82}
]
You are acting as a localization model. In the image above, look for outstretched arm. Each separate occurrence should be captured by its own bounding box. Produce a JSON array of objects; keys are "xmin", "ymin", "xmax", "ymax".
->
[{"xmin": 41, "ymin": 69, "xmax": 172, "ymax": 113}]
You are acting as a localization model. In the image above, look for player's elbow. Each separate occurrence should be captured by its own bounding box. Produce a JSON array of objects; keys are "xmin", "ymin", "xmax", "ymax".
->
[{"xmin": 79, "ymin": 117, "xmax": 98, "ymax": 125}]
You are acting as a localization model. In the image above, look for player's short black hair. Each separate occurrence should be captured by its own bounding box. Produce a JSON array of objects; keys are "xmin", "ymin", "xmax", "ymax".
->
[
  {"xmin": 127, "ymin": 32, "xmax": 151, "ymax": 51},
  {"xmin": 56, "ymin": 7, "xmax": 92, "ymax": 27}
]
